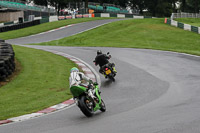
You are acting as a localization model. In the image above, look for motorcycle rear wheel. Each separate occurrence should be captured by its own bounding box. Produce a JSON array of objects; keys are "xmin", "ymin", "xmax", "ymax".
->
[
  {"xmin": 109, "ymin": 76, "xmax": 115, "ymax": 82},
  {"xmin": 79, "ymin": 96, "xmax": 94, "ymax": 117}
]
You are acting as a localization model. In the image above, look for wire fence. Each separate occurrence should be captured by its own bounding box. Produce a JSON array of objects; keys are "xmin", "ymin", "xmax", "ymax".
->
[{"xmin": 171, "ymin": 12, "xmax": 200, "ymax": 19}]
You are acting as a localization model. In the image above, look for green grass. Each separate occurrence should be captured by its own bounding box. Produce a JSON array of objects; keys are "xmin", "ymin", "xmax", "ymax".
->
[
  {"xmin": 0, "ymin": 45, "xmax": 77, "ymax": 120},
  {"xmin": 0, "ymin": 17, "xmax": 115, "ymax": 40},
  {"xmin": 33, "ymin": 18, "xmax": 200, "ymax": 56},
  {"xmin": 175, "ymin": 18, "xmax": 200, "ymax": 27}
]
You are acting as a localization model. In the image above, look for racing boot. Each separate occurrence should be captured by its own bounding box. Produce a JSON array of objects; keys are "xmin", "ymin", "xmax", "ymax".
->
[
  {"xmin": 101, "ymin": 71, "xmax": 107, "ymax": 78},
  {"xmin": 113, "ymin": 67, "xmax": 117, "ymax": 73}
]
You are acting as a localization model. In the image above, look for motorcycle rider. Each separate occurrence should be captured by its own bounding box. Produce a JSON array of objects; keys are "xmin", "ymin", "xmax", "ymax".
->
[
  {"xmin": 94, "ymin": 50, "xmax": 117, "ymax": 76},
  {"xmin": 69, "ymin": 67, "xmax": 96, "ymax": 98}
]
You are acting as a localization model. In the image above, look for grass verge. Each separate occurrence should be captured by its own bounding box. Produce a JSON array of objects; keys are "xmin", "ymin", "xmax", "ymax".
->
[
  {"xmin": 32, "ymin": 18, "xmax": 200, "ymax": 56},
  {"xmin": 0, "ymin": 17, "xmax": 115, "ymax": 40},
  {"xmin": 175, "ymin": 18, "xmax": 200, "ymax": 27},
  {"xmin": 0, "ymin": 45, "xmax": 77, "ymax": 120}
]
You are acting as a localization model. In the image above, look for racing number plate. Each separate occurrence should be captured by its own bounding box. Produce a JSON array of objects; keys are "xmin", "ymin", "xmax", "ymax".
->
[{"xmin": 105, "ymin": 69, "xmax": 111, "ymax": 75}]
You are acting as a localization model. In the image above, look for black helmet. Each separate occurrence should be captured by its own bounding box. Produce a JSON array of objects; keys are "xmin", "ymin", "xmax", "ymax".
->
[{"xmin": 97, "ymin": 50, "xmax": 102, "ymax": 55}]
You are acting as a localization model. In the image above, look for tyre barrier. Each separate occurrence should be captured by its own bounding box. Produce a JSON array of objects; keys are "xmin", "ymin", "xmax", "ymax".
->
[
  {"xmin": 0, "ymin": 39, "xmax": 5, "ymax": 42},
  {"xmin": 0, "ymin": 41, "xmax": 15, "ymax": 81},
  {"xmin": 0, "ymin": 20, "xmax": 40, "ymax": 33}
]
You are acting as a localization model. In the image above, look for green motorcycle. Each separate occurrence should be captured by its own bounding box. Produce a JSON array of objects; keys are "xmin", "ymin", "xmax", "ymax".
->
[{"xmin": 70, "ymin": 83, "xmax": 106, "ymax": 117}]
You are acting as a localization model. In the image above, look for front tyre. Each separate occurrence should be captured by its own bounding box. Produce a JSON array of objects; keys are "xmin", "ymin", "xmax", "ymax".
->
[
  {"xmin": 79, "ymin": 96, "xmax": 94, "ymax": 117},
  {"xmin": 100, "ymin": 99, "xmax": 106, "ymax": 112}
]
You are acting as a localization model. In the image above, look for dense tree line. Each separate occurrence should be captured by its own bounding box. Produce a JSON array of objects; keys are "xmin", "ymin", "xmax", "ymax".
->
[
  {"xmin": 31, "ymin": 0, "xmax": 200, "ymax": 17},
  {"xmin": 129, "ymin": 0, "xmax": 200, "ymax": 17}
]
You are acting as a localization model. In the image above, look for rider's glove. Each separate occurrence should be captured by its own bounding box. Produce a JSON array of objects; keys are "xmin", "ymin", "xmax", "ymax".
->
[
  {"xmin": 89, "ymin": 79, "xmax": 93, "ymax": 84},
  {"xmin": 93, "ymin": 82, "xmax": 98, "ymax": 85}
]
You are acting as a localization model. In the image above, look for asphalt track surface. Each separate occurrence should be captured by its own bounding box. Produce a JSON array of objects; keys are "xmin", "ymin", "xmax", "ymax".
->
[
  {"xmin": 7, "ymin": 19, "xmax": 124, "ymax": 45},
  {"xmin": 1, "ymin": 19, "xmax": 200, "ymax": 133}
]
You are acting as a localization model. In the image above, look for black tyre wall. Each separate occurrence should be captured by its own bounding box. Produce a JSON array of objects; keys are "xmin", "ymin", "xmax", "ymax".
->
[{"xmin": 0, "ymin": 40, "xmax": 15, "ymax": 81}]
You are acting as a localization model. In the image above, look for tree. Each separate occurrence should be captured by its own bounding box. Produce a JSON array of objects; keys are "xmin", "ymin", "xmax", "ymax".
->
[
  {"xmin": 180, "ymin": 0, "xmax": 186, "ymax": 12},
  {"xmin": 129, "ymin": 0, "xmax": 146, "ymax": 14},
  {"xmin": 48, "ymin": 0, "xmax": 70, "ymax": 15},
  {"xmin": 33, "ymin": 0, "xmax": 48, "ymax": 6},
  {"xmin": 179, "ymin": 0, "xmax": 200, "ymax": 13},
  {"xmin": 145, "ymin": 0, "xmax": 174, "ymax": 17},
  {"xmin": 187, "ymin": 0, "xmax": 200, "ymax": 13},
  {"xmin": 116, "ymin": 0, "xmax": 128, "ymax": 7},
  {"xmin": 85, "ymin": 0, "xmax": 88, "ymax": 13},
  {"xmin": 171, "ymin": 0, "xmax": 178, "ymax": 12}
]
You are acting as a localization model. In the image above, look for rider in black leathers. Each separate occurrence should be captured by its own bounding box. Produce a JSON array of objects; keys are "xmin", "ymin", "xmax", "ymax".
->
[{"xmin": 94, "ymin": 50, "xmax": 116, "ymax": 76}]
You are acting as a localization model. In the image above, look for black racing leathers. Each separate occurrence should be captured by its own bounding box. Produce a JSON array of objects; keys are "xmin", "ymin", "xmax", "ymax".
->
[{"xmin": 94, "ymin": 54, "xmax": 110, "ymax": 73}]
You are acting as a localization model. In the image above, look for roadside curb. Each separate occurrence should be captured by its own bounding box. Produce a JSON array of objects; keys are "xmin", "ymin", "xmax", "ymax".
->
[{"xmin": 0, "ymin": 49, "xmax": 98, "ymax": 125}]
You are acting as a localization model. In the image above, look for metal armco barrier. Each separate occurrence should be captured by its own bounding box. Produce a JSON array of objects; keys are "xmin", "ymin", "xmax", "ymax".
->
[
  {"xmin": 0, "ymin": 41, "xmax": 15, "ymax": 81},
  {"xmin": 178, "ymin": 22, "xmax": 184, "ymax": 29},
  {"xmin": 164, "ymin": 18, "xmax": 200, "ymax": 34},
  {"xmin": 191, "ymin": 26, "xmax": 199, "ymax": 33},
  {"xmin": 0, "ymin": 20, "xmax": 40, "ymax": 33},
  {"xmin": 58, "ymin": 14, "xmax": 91, "ymax": 20}
]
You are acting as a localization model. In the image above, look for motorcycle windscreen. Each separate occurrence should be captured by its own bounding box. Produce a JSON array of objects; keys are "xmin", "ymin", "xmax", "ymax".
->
[{"xmin": 70, "ymin": 85, "xmax": 87, "ymax": 97}]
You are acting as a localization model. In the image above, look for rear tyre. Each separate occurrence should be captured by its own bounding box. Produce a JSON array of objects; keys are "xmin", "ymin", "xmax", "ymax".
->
[
  {"xmin": 110, "ymin": 76, "xmax": 115, "ymax": 82},
  {"xmin": 100, "ymin": 99, "xmax": 106, "ymax": 112},
  {"xmin": 79, "ymin": 96, "xmax": 94, "ymax": 117}
]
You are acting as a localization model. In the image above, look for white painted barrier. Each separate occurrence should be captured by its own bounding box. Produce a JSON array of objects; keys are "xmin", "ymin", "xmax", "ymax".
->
[
  {"xmin": 165, "ymin": 18, "xmax": 200, "ymax": 34},
  {"xmin": 117, "ymin": 14, "xmax": 125, "ymax": 18},
  {"xmin": 14, "ymin": 20, "xmax": 18, "ymax": 24},
  {"xmin": 49, "ymin": 16, "xmax": 58, "ymax": 22},
  {"xmin": 199, "ymin": 27, "xmax": 200, "ymax": 34},
  {"xmin": 34, "ymin": 17, "xmax": 42, "ymax": 20},
  {"xmin": 0, "ymin": 23, "xmax": 4, "ymax": 27},
  {"xmin": 184, "ymin": 24, "xmax": 191, "ymax": 31},
  {"xmin": 133, "ymin": 16, "xmax": 144, "ymax": 19},
  {"xmin": 101, "ymin": 13, "xmax": 110, "ymax": 17},
  {"xmin": 171, "ymin": 20, "xmax": 178, "ymax": 27},
  {"xmin": 82, "ymin": 14, "xmax": 90, "ymax": 18}
]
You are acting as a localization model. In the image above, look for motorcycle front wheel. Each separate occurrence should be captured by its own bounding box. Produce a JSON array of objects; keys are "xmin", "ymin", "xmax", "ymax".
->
[
  {"xmin": 79, "ymin": 96, "xmax": 94, "ymax": 117},
  {"xmin": 100, "ymin": 99, "xmax": 106, "ymax": 112}
]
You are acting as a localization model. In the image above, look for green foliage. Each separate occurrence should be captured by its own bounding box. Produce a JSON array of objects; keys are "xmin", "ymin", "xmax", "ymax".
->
[
  {"xmin": 129, "ymin": 0, "xmax": 145, "ymax": 14},
  {"xmin": 180, "ymin": 0, "xmax": 200, "ymax": 13},
  {"xmin": 129, "ymin": 0, "xmax": 199, "ymax": 17},
  {"xmin": 145, "ymin": 0, "xmax": 173, "ymax": 17},
  {"xmin": 34, "ymin": 0, "xmax": 48, "ymax": 6},
  {"xmin": 128, "ymin": 0, "xmax": 175, "ymax": 17}
]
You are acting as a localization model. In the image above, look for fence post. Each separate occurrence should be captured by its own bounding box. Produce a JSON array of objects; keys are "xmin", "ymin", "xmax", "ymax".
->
[{"xmin": 171, "ymin": 13, "xmax": 174, "ymax": 20}]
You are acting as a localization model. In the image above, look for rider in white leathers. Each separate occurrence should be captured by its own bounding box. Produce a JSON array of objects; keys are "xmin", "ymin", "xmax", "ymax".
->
[
  {"xmin": 69, "ymin": 67, "xmax": 97, "ymax": 100},
  {"xmin": 69, "ymin": 67, "xmax": 93, "ymax": 87}
]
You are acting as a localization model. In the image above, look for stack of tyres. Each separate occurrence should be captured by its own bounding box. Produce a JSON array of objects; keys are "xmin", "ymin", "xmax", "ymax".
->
[
  {"xmin": 0, "ymin": 41, "xmax": 15, "ymax": 81},
  {"xmin": 0, "ymin": 39, "xmax": 5, "ymax": 42},
  {"xmin": 0, "ymin": 20, "xmax": 40, "ymax": 33}
]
